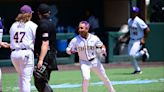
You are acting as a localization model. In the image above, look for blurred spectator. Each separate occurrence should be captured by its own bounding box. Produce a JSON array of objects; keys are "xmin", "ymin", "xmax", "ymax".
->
[
  {"xmin": 150, "ymin": 1, "xmax": 164, "ymax": 22},
  {"xmin": 114, "ymin": 24, "xmax": 129, "ymax": 55},
  {"xmin": 84, "ymin": 9, "xmax": 99, "ymax": 33},
  {"xmin": 50, "ymin": 5, "xmax": 58, "ymax": 27},
  {"xmin": 67, "ymin": 25, "xmax": 75, "ymax": 33}
]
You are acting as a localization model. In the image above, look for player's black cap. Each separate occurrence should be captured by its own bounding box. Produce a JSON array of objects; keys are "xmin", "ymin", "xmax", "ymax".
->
[{"xmin": 38, "ymin": 3, "xmax": 50, "ymax": 14}]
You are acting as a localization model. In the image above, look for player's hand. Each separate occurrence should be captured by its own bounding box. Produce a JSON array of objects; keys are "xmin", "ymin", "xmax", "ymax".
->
[
  {"xmin": 66, "ymin": 49, "xmax": 76, "ymax": 54},
  {"xmin": 37, "ymin": 60, "xmax": 43, "ymax": 69},
  {"xmin": 140, "ymin": 38, "xmax": 145, "ymax": 45},
  {"xmin": 101, "ymin": 48, "xmax": 107, "ymax": 56},
  {"xmin": 70, "ymin": 50, "xmax": 76, "ymax": 54},
  {"xmin": 0, "ymin": 42, "xmax": 10, "ymax": 48}
]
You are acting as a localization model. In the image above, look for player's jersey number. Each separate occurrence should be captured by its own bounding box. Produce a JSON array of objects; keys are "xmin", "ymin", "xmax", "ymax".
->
[
  {"xmin": 13, "ymin": 32, "xmax": 25, "ymax": 43},
  {"xmin": 133, "ymin": 31, "xmax": 138, "ymax": 35}
]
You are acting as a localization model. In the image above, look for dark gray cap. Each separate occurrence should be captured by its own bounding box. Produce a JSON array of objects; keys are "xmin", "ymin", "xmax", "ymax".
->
[{"xmin": 38, "ymin": 3, "xmax": 50, "ymax": 14}]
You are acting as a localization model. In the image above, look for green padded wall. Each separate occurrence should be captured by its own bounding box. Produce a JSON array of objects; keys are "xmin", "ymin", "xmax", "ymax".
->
[{"xmin": 146, "ymin": 23, "xmax": 164, "ymax": 61}]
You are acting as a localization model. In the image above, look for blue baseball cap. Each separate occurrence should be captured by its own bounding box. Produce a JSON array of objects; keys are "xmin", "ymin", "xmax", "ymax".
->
[{"xmin": 132, "ymin": 6, "xmax": 139, "ymax": 12}]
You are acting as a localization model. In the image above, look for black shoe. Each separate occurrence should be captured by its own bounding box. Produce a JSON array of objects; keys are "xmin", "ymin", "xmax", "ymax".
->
[
  {"xmin": 131, "ymin": 71, "xmax": 142, "ymax": 74},
  {"xmin": 142, "ymin": 54, "xmax": 147, "ymax": 62}
]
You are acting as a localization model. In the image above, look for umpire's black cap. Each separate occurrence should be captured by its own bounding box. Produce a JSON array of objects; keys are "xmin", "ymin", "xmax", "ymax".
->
[{"xmin": 38, "ymin": 3, "xmax": 50, "ymax": 14}]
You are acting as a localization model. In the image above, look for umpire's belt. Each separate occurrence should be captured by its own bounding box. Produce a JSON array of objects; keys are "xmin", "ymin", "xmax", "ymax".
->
[{"xmin": 11, "ymin": 48, "xmax": 33, "ymax": 52}]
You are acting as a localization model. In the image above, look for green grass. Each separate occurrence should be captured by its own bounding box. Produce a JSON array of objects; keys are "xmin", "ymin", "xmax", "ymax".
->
[{"xmin": 2, "ymin": 66, "xmax": 164, "ymax": 92}]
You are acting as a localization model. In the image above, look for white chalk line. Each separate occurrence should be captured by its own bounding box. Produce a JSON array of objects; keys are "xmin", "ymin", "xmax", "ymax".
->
[{"xmin": 11, "ymin": 78, "xmax": 164, "ymax": 91}]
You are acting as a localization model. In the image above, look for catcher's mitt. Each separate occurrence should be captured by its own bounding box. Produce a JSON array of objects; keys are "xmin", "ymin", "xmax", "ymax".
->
[{"xmin": 33, "ymin": 62, "xmax": 48, "ymax": 81}]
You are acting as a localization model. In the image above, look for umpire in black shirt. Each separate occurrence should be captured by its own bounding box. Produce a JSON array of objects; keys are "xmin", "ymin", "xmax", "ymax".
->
[{"xmin": 34, "ymin": 3, "xmax": 58, "ymax": 92}]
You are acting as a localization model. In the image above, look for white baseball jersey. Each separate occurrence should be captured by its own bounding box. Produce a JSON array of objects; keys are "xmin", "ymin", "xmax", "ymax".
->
[
  {"xmin": 66, "ymin": 33, "xmax": 103, "ymax": 61},
  {"xmin": 10, "ymin": 20, "xmax": 37, "ymax": 92},
  {"xmin": 67, "ymin": 33, "xmax": 115, "ymax": 92},
  {"xmin": 10, "ymin": 21, "xmax": 37, "ymax": 50},
  {"xmin": 128, "ymin": 16, "xmax": 148, "ymax": 40},
  {"xmin": 128, "ymin": 16, "xmax": 148, "ymax": 72}
]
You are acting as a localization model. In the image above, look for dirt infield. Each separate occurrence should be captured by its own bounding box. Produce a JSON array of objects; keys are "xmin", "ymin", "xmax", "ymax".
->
[{"xmin": 1, "ymin": 61, "xmax": 164, "ymax": 73}]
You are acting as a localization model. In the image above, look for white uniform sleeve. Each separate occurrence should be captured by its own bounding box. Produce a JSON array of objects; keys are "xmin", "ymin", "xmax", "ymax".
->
[
  {"xmin": 128, "ymin": 18, "xmax": 131, "ymax": 24},
  {"xmin": 9, "ymin": 24, "xmax": 14, "ymax": 49},
  {"xmin": 66, "ymin": 37, "xmax": 77, "ymax": 54},
  {"xmin": 29, "ymin": 21, "xmax": 38, "ymax": 41},
  {"xmin": 137, "ymin": 19, "xmax": 148, "ymax": 30},
  {"xmin": 95, "ymin": 35, "xmax": 103, "ymax": 47}
]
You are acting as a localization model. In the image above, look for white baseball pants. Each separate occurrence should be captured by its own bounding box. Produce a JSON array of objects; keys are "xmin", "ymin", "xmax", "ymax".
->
[
  {"xmin": 128, "ymin": 39, "xmax": 144, "ymax": 71},
  {"xmin": 80, "ymin": 58, "xmax": 114, "ymax": 92},
  {"xmin": 11, "ymin": 50, "xmax": 34, "ymax": 92}
]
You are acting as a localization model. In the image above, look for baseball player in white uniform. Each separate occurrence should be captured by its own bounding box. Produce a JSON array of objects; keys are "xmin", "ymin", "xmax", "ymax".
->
[
  {"xmin": 120, "ymin": 7, "xmax": 150, "ymax": 74},
  {"xmin": 66, "ymin": 21, "xmax": 115, "ymax": 92},
  {"xmin": 9, "ymin": 5, "xmax": 37, "ymax": 92},
  {"xmin": 0, "ymin": 41, "xmax": 10, "ymax": 92},
  {"xmin": 0, "ymin": 17, "xmax": 10, "ymax": 92}
]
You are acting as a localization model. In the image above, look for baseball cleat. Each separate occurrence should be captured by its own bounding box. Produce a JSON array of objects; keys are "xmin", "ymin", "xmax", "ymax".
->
[
  {"xmin": 131, "ymin": 71, "xmax": 142, "ymax": 74},
  {"xmin": 142, "ymin": 48, "xmax": 149, "ymax": 61}
]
